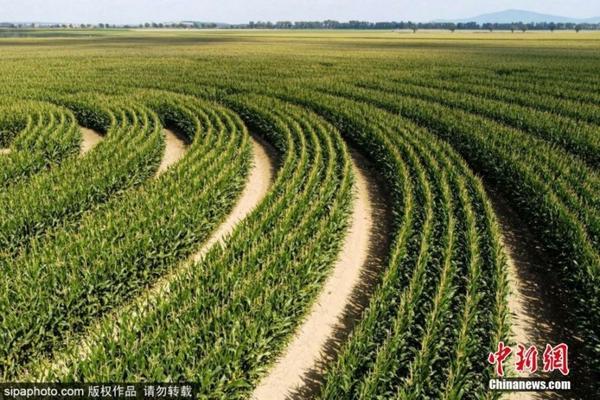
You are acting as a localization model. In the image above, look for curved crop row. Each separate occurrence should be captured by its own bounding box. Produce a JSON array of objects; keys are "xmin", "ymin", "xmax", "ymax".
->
[
  {"xmin": 357, "ymin": 78, "xmax": 600, "ymax": 167},
  {"xmin": 443, "ymin": 69, "xmax": 600, "ymax": 107},
  {"xmin": 267, "ymin": 88, "xmax": 507, "ymax": 399},
  {"xmin": 0, "ymin": 92, "xmax": 251, "ymax": 379},
  {"xmin": 317, "ymin": 82, "xmax": 599, "ymax": 378},
  {"xmin": 0, "ymin": 100, "xmax": 81, "ymax": 187},
  {"xmin": 20, "ymin": 95, "xmax": 354, "ymax": 400},
  {"xmin": 0, "ymin": 94, "xmax": 164, "ymax": 258},
  {"xmin": 393, "ymin": 74, "xmax": 600, "ymax": 127},
  {"xmin": 0, "ymin": 101, "xmax": 35, "ymax": 148},
  {"xmin": 321, "ymin": 82, "xmax": 599, "ymax": 245}
]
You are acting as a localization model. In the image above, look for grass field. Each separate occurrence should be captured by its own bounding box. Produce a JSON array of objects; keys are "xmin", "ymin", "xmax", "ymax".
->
[{"xmin": 0, "ymin": 30, "xmax": 598, "ymax": 399}]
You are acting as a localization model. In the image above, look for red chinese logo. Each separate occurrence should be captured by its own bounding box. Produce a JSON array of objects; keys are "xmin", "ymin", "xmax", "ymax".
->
[
  {"xmin": 488, "ymin": 342, "xmax": 569, "ymax": 376},
  {"xmin": 542, "ymin": 343, "xmax": 570, "ymax": 376},
  {"xmin": 515, "ymin": 344, "xmax": 538, "ymax": 373},
  {"xmin": 488, "ymin": 341, "xmax": 512, "ymax": 376}
]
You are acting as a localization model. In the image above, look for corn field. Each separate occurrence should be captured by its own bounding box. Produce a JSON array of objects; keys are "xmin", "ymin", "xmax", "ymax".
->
[{"xmin": 0, "ymin": 30, "xmax": 597, "ymax": 399}]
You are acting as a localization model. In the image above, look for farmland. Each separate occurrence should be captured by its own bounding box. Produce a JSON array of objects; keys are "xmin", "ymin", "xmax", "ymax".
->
[{"xmin": 0, "ymin": 30, "xmax": 598, "ymax": 399}]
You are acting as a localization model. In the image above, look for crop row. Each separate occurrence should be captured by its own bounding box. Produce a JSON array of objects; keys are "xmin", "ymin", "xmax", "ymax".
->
[
  {"xmin": 356, "ymin": 78, "xmax": 600, "ymax": 167},
  {"xmin": 0, "ymin": 94, "xmax": 168, "ymax": 261},
  {"xmin": 391, "ymin": 73, "xmax": 600, "ymax": 127},
  {"xmin": 259, "ymin": 88, "xmax": 508, "ymax": 399},
  {"xmin": 438, "ymin": 68, "xmax": 600, "ymax": 106},
  {"xmin": 15, "ymin": 95, "xmax": 355, "ymax": 400},
  {"xmin": 315, "ymin": 82, "xmax": 599, "ymax": 379},
  {"xmin": 0, "ymin": 100, "xmax": 81, "ymax": 188},
  {"xmin": 0, "ymin": 92, "xmax": 251, "ymax": 379}
]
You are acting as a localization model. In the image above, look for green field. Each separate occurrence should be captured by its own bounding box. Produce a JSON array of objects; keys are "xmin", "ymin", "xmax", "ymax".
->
[{"xmin": 0, "ymin": 30, "xmax": 598, "ymax": 399}]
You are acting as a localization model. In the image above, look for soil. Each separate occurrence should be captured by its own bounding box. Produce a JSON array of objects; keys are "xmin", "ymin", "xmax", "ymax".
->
[
  {"xmin": 79, "ymin": 127, "xmax": 104, "ymax": 155},
  {"xmin": 155, "ymin": 129, "xmax": 189, "ymax": 176},
  {"xmin": 487, "ymin": 186, "xmax": 591, "ymax": 400},
  {"xmin": 251, "ymin": 150, "xmax": 391, "ymax": 400},
  {"xmin": 36, "ymin": 134, "xmax": 277, "ymax": 379}
]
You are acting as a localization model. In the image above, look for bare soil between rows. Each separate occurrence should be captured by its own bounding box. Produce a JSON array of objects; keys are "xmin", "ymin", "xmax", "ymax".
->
[
  {"xmin": 486, "ymin": 185, "xmax": 593, "ymax": 400},
  {"xmin": 252, "ymin": 150, "xmax": 392, "ymax": 400},
  {"xmin": 80, "ymin": 127, "xmax": 104, "ymax": 156},
  {"xmin": 155, "ymin": 128, "xmax": 189, "ymax": 176},
  {"xmin": 37, "ymin": 134, "xmax": 277, "ymax": 378}
]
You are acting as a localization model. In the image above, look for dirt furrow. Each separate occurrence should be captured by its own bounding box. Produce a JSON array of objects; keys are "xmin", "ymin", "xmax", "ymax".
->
[
  {"xmin": 488, "ymin": 188, "xmax": 587, "ymax": 400},
  {"xmin": 27, "ymin": 134, "xmax": 276, "ymax": 379},
  {"xmin": 79, "ymin": 127, "xmax": 104, "ymax": 156},
  {"xmin": 252, "ymin": 151, "xmax": 389, "ymax": 400},
  {"xmin": 155, "ymin": 128, "xmax": 189, "ymax": 176}
]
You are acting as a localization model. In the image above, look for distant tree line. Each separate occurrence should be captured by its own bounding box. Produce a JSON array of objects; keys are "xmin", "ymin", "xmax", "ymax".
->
[
  {"xmin": 1, "ymin": 20, "xmax": 598, "ymax": 31},
  {"xmin": 0, "ymin": 22, "xmax": 217, "ymax": 29},
  {"xmin": 230, "ymin": 20, "xmax": 599, "ymax": 32},
  {"xmin": 0, "ymin": 23, "xmax": 93, "ymax": 29},
  {"xmin": 98, "ymin": 22, "xmax": 218, "ymax": 29}
]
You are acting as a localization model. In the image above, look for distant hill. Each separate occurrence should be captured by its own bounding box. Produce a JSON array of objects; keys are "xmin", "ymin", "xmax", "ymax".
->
[{"xmin": 436, "ymin": 9, "xmax": 600, "ymax": 24}]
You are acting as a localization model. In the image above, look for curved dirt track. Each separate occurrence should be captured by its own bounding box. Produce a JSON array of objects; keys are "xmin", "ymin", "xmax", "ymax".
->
[
  {"xmin": 36, "ymin": 134, "xmax": 276, "ymax": 377},
  {"xmin": 155, "ymin": 128, "xmax": 189, "ymax": 176},
  {"xmin": 120, "ymin": 135, "xmax": 275, "ymax": 321},
  {"xmin": 118, "ymin": 135, "xmax": 275, "ymax": 321},
  {"xmin": 488, "ymin": 188, "xmax": 587, "ymax": 400},
  {"xmin": 79, "ymin": 127, "xmax": 104, "ymax": 156},
  {"xmin": 192, "ymin": 134, "xmax": 276, "ymax": 261},
  {"xmin": 252, "ymin": 151, "xmax": 388, "ymax": 400}
]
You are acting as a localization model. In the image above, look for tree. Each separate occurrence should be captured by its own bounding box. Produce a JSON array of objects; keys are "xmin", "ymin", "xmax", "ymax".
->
[
  {"xmin": 275, "ymin": 21, "xmax": 293, "ymax": 29},
  {"xmin": 225, "ymin": 19, "xmax": 600, "ymax": 31}
]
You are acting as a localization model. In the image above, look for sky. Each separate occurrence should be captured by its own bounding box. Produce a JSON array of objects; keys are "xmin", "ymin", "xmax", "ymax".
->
[{"xmin": 1, "ymin": 0, "xmax": 599, "ymax": 24}]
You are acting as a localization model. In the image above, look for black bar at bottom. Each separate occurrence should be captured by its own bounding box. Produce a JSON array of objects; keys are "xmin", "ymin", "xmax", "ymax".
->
[{"xmin": 0, "ymin": 383, "xmax": 198, "ymax": 399}]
